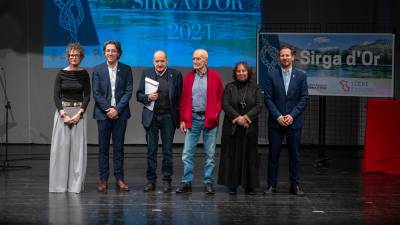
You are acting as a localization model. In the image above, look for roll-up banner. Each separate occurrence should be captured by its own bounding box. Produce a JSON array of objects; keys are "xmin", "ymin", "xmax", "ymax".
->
[{"xmin": 257, "ymin": 33, "xmax": 394, "ymax": 97}]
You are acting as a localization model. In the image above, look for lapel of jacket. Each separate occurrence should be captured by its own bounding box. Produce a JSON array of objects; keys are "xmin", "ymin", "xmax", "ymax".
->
[
  {"xmin": 167, "ymin": 69, "xmax": 175, "ymax": 101},
  {"xmin": 115, "ymin": 63, "xmax": 121, "ymax": 93},
  {"xmin": 276, "ymin": 68, "xmax": 286, "ymax": 96},
  {"xmin": 103, "ymin": 63, "xmax": 112, "ymax": 97},
  {"xmin": 187, "ymin": 70, "xmax": 195, "ymax": 99},
  {"xmin": 148, "ymin": 69, "xmax": 157, "ymax": 81}
]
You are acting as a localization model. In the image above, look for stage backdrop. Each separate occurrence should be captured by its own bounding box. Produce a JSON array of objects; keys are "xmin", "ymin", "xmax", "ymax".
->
[
  {"xmin": 35, "ymin": 0, "xmax": 261, "ymax": 144},
  {"xmin": 258, "ymin": 33, "xmax": 394, "ymax": 97},
  {"xmin": 44, "ymin": 0, "xmax": 261, "ymax": 68}
]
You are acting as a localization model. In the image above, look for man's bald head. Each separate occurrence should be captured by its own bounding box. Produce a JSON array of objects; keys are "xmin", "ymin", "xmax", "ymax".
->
[
  {"xmin": 153, "ymin": 50, "xmax": 168, "ymax": 72},
  {"xmin": 193, "ymin": 49, "xmax": 208, "ymax": 59},
  {"xmin": 192, "ymin": 49, "xmax": 208, "ymax": 72},
  {"xmin": 153, "ymin": 50, "xmax": 167, "ymax": 60}
]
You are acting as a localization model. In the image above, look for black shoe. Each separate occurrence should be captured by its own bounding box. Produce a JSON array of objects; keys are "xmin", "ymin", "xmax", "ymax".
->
[
  {"xmin": 175, "ymin": 182, "xmax": 192, "ymax": 193},
  {"xmin": 229, "ymin": 188, "xmax": 237, "ymax": 195},
  {"xmin": 290, "ymin": 185, "xmax": 305, "ymax": 196},
  {"xmin": 263, "ymin": 186, "xmax": 276, "ymax": 195},
  {"xmin": 204, "ymin": 183, "xmax": 215, "ymax": 195},
  {"xmin": 163, "ymin": 181, "xmax": 172, "ymax": 193},
  {"xmin": 245, "ymin": 188, "xmax": 256, "ymax": 195},
  {"xmin": 143, "ymin": 183, "xmax": 156, "ymax": 192}
]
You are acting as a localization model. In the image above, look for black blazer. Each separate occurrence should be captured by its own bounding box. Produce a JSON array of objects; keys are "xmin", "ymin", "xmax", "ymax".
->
[
  {"xmin": 136, "ymin": 68, "xmax": 183, "ymax": 128},
  {"xmin": 222, "ymin": 80, "xmax": 263, "ymax": 136}
]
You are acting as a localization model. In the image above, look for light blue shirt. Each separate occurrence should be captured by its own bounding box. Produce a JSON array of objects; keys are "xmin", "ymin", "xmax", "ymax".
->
[
  {"xmin": 192, "ymin": 71, "xmax": 207, "ymax": 112},
  {"xmin": 281, "ymin": 67, "xmax": 292, "ymax": 95}
]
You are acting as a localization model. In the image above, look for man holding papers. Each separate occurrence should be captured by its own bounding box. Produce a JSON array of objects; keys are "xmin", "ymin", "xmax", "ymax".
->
[{"xmin": 136, "ymin": 50, "xmax": 183, "ymax": 193}]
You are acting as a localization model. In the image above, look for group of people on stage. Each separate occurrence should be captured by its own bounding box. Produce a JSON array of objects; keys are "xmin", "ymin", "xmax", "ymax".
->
[{"xmin": 49, "ymin": 40, "xmax": 309, "ymax": 197}]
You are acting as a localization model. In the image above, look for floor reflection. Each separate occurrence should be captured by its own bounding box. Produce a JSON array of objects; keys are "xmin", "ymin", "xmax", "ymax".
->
[
  {"xmin": 2, "ymin": 145, "xmax": 400, "ymax": 225},
  {"xmin": 144, "ymin": 193, "xmax": 173, "ymax": 225},
  {"xmin": 362, "ymin": 173, "xmax": 400, "ymax": 225},
  {"xmin": 48, "ymin": 193, "xmax": 85, "ymax": 224}
]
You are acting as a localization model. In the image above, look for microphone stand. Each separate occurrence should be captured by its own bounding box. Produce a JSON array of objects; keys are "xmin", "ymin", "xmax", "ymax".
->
[{"xmin": 0, "ymin": 67, "xmax": 31, "ymax": 171}]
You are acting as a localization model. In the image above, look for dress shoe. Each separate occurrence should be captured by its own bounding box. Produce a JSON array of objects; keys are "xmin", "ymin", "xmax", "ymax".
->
[
  {"xmin": 263, "ymin": 186, "xmax": 276, "ymax": 195},
  {"xmin": 229, "ymin": 187, "xmax": 237, "ymax": 195},
  {"xmin": 204, "ymin": 183, "xmax": 215, "ymax": 195},
  {"xmin": 245, "ymin": 188, "xmax": 256, "ymax": 195},
  {"xmin": 143, "ymin": 183, "xmax": 156, "ymax": 192},
  {"xmin": 116, "ymin": 180, "xmax": 129, "ymax": 192},
  {"xmin": 163, "ymin": 181, "xmax": 172, "ymax": 193},
  {"xmin": 175, "ymin": 182, "xmax": 192, "ymax": 193},
  {"xmin": 96, "ymin": 180, "xmax": 108, "ymax": 192},
  {"xmin": 290, "ymin": 185, "xmax": 305, "ymax": 196}
]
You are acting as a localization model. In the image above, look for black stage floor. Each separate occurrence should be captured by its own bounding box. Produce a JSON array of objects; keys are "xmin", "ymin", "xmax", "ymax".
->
[{"xmin": 1, "ymin": 145, "xmax": 400, "ymax": 225}]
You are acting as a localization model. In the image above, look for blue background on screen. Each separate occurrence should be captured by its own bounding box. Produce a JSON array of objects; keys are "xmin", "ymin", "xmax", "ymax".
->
[{"xmin": 44, "ymin": 0, "xmax": 260, "ymax": 68}]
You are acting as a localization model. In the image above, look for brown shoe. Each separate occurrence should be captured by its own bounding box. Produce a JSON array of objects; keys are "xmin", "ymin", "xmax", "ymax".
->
[
  {"xmin": 116, "ymin": 180, "xmax": 129, "ymax": 192},
  {"xmin": 97, "ymin": 180, "xmax": 108, "ymax": 192}
]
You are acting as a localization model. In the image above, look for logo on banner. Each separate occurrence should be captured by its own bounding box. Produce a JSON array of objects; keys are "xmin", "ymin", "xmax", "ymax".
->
[
  {"xmin": 54, "ymin": 0, "xmax": 85, "ymax": 42},
  {"xmin": 339, "ymin": 80, "xmax": 350, "ymax": 92},
  {"xmin": 260, "ymin": 38, "xmax": 280, "ymax": 74}
]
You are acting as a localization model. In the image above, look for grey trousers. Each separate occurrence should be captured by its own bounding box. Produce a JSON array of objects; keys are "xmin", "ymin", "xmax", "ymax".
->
[{"xmin": 49, "ymin": 110, "xmax": 87, "ymax": 193}]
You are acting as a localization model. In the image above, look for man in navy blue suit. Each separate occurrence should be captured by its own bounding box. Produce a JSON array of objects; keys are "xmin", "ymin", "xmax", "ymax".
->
[
  {"xmin": 92, "ymin": 40, "xmax": 133, "ymax": 192},
  {"xmin": 264, "ymin": 47, "xmax": 309, "ymax": 196},
  {"xmin": 136, "ymin": 50, "xmax": 182, "ymax": 193}
]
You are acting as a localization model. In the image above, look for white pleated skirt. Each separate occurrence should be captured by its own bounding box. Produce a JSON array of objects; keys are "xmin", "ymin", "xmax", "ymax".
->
[{"xmin": 49, "ymin": 109, "xmax": 87, "ymax": 193}]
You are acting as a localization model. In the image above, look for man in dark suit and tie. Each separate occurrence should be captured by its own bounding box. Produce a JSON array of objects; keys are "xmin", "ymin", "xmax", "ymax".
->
[
  {"xmin": 92, "ymin": 40, "xmax": 133, "ymax": 192},
  {"xmin": 264, "ymin": 47, "xmax": 309, "ymax": 196},
  {"xmin": 136, "ymin": 50, "xmax": 183, "ymax": 193}
]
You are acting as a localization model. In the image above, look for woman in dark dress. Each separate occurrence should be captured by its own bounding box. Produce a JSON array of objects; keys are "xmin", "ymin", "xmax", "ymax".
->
[
  {"xmin": 49, "ymin": 43, "xmax": 91, "ymax": 193},
  {"xmin": 218, "ymin": 61, "xmax": 263, "ymax": 195}
]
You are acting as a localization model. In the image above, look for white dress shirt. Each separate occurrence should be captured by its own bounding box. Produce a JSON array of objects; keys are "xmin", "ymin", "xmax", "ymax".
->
[{"xmin": 108, "ymin": 62, "xmax": 118, "ymax": 106}]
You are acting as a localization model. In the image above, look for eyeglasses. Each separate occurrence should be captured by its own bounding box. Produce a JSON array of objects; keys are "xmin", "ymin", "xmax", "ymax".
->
[
  {"xmin": 105, "ymin": 49, "xmax": 118, "ymax": 53},
  {"xmin": 69, "ymin": 54, "xmax": 81, "ymax": 58}
]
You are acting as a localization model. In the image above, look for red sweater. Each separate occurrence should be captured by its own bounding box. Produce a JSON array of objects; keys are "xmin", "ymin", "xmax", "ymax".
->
[{"xmin": 180, "ymin": 68, "xmax": 224, "ymax": 129}]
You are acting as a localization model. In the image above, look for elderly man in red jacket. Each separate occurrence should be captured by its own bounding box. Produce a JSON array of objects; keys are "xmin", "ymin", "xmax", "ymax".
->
[{"xmin": 176, "ymin": 49, "xmax": 224, "ymax": 194}]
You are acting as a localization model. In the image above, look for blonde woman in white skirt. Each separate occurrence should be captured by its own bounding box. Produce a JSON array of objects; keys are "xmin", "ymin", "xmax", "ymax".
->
[{"xmin": 49, "ymin": 43, "xmax": 91, "ymax": 193}]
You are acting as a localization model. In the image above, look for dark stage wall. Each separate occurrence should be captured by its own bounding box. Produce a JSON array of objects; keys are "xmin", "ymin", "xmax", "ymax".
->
[{"xmin": 0, "ymin": 0, "xmax": 398, "ymax": 144}]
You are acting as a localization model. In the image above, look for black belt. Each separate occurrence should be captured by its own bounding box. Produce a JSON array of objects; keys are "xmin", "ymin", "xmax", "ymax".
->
[{"xmin": 193, "ymin": 111, "xmax": 205, "ymax": 115}]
